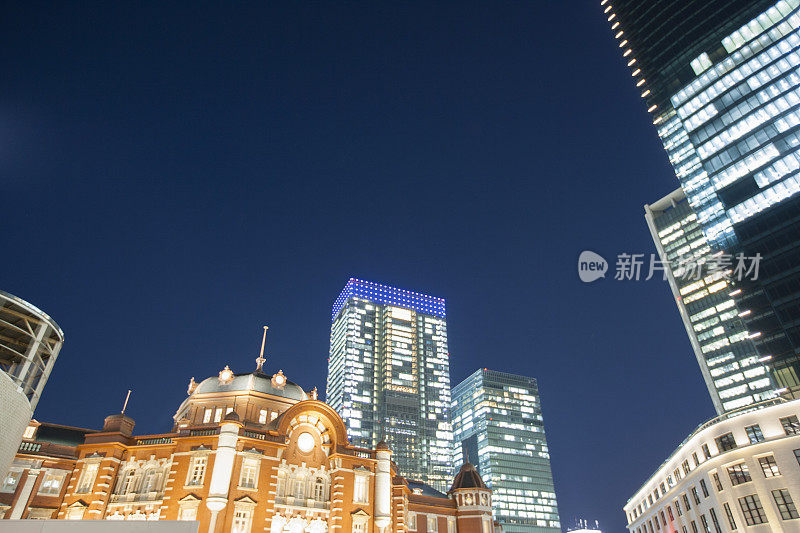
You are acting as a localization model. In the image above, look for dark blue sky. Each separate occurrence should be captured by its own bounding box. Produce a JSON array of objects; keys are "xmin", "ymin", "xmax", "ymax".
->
[{"xmin": 2, "ymin": 2, "xmax": 717, "ymax": 531}]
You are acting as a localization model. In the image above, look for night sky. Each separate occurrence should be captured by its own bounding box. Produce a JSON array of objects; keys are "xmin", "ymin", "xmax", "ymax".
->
[{"xmin": 2, "ymin": 2, "xmax": 718, "ymax": 531}]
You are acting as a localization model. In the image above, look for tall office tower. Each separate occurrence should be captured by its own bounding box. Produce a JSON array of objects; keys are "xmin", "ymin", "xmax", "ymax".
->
[
  {"xmin": 605, "ymin": 0, "xmax": 800, "ymax": 396},
  {"xmin": 327, "ymin": 278, "xmax": 453, "ymax": 491},
  {"xmin": 0, "ymin": 290, "xmax": 63, "ymax": 479},
  {"xmin": 451, "ymin": 369, "xmax": 561, "ymax": 533},
  {"xmin": 645, "ymin": 188, "xmax": 776, "ymax": 413}
]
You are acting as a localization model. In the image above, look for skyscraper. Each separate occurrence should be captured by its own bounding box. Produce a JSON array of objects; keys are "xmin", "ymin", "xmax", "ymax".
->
[
  {"xmin": 645, "ymin": 188, "xmax": 776, "ymax": 413},
  {"xmin": 451, "ymin": 369, "xmax": 560, "ymax": 533},
  {"xmin": 605, "ymin": 0, "xmax": 800, "ymax": 396},
  {"xmin": 326, "ymin": 278, "xmax": 453, "ymax": 492}
]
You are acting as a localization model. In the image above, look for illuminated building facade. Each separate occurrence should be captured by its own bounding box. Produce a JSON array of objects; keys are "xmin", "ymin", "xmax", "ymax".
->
[
  {"xmin": 0, "ymin": 290, "xmax": 64, "ymax": 482},
  {"xmin": 645, "ymin": 188, "xmax": 777, "ymax": 413},
  {"xmin": 451, "ymin": 369, "xmax": 560, "ymax": 533},
  {"xmin": 604, "ymin": 0, "xmax": 800, "ymax": 396},
  {"xmin": 624, "ymin": 397, "xmax": 800, "ymax": 533},
  {"xmin": 327, "ymin": 278, "xmax": 454, "ymax": 493},
  {"xmin": 0, "ymin": 347, "xmax": 495, "ymax": 532}
]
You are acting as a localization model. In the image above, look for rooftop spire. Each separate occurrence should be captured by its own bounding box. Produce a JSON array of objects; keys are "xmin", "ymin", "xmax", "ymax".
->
[
  {"xmin": 256, "ymin": 325, "xmax": 268, "ymax": 372},
  {"xmin": 121, "ymin": 389, "xmax": 132, "ymax": 414}
]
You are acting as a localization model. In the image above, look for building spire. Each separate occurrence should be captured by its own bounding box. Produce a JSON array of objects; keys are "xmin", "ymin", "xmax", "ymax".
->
[
  {"xmin": 121, "ymin": 389, "xmax": 132, "ymax": 415},
  {"xmin": 256, "ymin": 325, "xmax": 268, "ymax": 372}
]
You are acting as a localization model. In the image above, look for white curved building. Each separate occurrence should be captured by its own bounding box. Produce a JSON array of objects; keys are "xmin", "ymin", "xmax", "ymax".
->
[
  {"xmin": 0, "ymin": 290, "xmax": 63, "ymax": 479},
  {"xmin": 625, "ymin": 398, "xmax": 800, "ymax": 532}
]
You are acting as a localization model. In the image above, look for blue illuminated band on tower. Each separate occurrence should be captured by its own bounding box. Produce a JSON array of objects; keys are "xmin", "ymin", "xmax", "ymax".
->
[{"xmin": 331, "ymin": 278, "xmax": 446, "ymax": 320}]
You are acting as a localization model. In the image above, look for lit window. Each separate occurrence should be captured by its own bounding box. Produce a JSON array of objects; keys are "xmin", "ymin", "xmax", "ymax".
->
[
  {"xmin": 759, "ymin": 456, "xmax": 781, "ymax": 478},
  {"xmin": 427, "ymin": 515, "xmax": 438, "ymax": 532},
  {"xmin": 353, "ymin": 474, "xmax": 368, "ymax": 503},
  {"xmin": 745, "ymin": 424, "xmax": 764, "ymax": 443},
  {"xmin": 38, "ymin": 470, "xmax": 67, "ymax": 496},
  {"xmin": 408, "ymin": 512, "xmax": 417, "ymax": 530},
  {"xmin": 23, "ymin": 426, "xmax": 36, "ymax": 440},
  {"xmin": 76, "ymin": 462, "xmax": 99, "ymax": 494},
  {"xmin": 186, "ymin": 456, "xmax": 206, "ymax": 486},
  {"xmin": 239, "ymin": 458, "xmax": 259, "ymax": 489},
  {"xmin": 258, "ymin": 410, "xmax": 268, "ymax": 424},
  {"xmin": 232, "ymin": 508, "xmax": 252, "ymax": 533},
  {"xmin": 214, "ymin": 408, "xmax": 223, "ymax": 423},
  {"xmin": 0, "ymin": 471, "xmax": 22, "ymax": 493},
  {"xmin": 203, "ymin": 409, "xmax": 212, "ymax": 423}
]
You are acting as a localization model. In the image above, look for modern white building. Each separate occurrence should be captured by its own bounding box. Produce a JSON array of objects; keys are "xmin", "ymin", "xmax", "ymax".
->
[
  {"xmin": 625, "ymin": 398, "xmax": 800, "ymax": 532},
  {"xmin": 0, "ymin": 290, "xmax": 63, "ymax": 480}
]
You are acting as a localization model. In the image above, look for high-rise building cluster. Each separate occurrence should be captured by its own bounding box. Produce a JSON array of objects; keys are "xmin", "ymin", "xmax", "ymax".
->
[
  {"xmin": 603, "ymin": 0, "xmax": 800, "ymax": 531},
  {"xmin": 0, "ymin": 278, "xmax": 563, "ymax": 532}
]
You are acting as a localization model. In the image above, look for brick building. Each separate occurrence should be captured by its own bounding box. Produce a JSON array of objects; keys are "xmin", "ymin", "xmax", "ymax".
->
[{"xmin": 0, "ymin": 356, "xmax": 495, "ymax": 532}]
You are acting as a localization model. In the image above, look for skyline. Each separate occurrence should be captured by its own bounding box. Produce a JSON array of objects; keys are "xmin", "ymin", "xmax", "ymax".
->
[{"xmin": 1, "ymin": 2, "xmax": 726, "ymax": 531}]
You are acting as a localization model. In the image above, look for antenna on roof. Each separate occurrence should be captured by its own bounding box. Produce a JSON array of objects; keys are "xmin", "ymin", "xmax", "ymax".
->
[
  {"xmin": 121, "ymin": 389, "xmax": 132, "ymax": 415},
  {"xmin": 256, "ymin": 325, "xmax": 268, "ymax": 372}
]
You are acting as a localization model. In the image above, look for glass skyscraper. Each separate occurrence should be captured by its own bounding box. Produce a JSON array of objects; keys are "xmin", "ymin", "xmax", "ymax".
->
[
  {"xmin": 326, "ymin": 278, "xmax": 453, "ymax": 492},
  {"xmin": 645, "ymin": 188, "xmax": 775, "ymax": 413},
  {"xmin": 606, "ymin": 0, "xmax": 800, "ymax": 396},
  {"xmin": 451, "ymin": 369, "xmax": 560, "ymax": 533}
]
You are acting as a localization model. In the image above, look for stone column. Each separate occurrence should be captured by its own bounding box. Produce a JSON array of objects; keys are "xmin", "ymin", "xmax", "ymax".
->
[
  {"xmin": 374, "ymin": 446, "xmax": 392, "ymax": 533},
  {"xmin": 205, "ymin": 419, "xmax": 240, "ymax": 533}
]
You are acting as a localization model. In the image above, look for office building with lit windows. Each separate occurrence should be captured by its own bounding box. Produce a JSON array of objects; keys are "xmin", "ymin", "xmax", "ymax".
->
[
  {"xmin": 604, "ymin": 0, "xmax": 800, "ymax": 396},
  {"xmin": 326, "ymin": 278, "xmax": 454, "ymax": 492},
  {"xmin": 451, "ymin": 369, "xmax": 560, "ymax": 533},
  {"xmin": 645, "ymin": 188, "xmax": 777, "ymax": 413}
]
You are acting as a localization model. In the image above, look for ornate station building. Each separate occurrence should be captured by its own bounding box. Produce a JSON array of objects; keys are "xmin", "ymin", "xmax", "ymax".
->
[{"xmin": 0, "ymin": 346, "xmax": 495, "ymax": 532}]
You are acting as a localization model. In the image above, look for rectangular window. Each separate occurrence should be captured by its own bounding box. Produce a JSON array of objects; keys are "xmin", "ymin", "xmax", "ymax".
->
[
  {"xmin": 738, "ymin": 494, "xmax": 768, "ymax": 525},
  {"xmin": 723, "ymin": 502, "xmax": 737, "ymax": 530},
  {"xmin": 675, "ymin": 499, "xmax": 682, "ymax": 516},
  {"xmin": 203, "ymin": 408, "xmax": 212, "ymax": 423},
  {"xmin": 781, "ymin": 415, "xmax": 800, "ymax": 435},
  {"xmin": 448, "ymin": 519, "xmax": 456, "ymax": 533},
  {"xmin": 187, "ymin": 456, "xmax": 206, "ymax": 486},
  {"xmin": 0, "ymin": 471, "xmax": 21, "ymax": 493},
  {"xmin": 178, "ymin": 506, "xmax": 197, "ymax": 521},
  {"xmin": 408, "ymin": 512, "xmax": 417, "ymax": 530},
  {"xmin": 794, "ymin": 448, "xmax": 800, "ymax": 466},
  {"xmin": 758, "ymin": 455, "xmax": 781, "ymax": 477},
  {"xmin": 683, "ymin": 493, "xmax": 691, "ymax": 510},
  {"xmin": 693, "ymin": 452, "xmax": 700, "ymax": 467},
  {"xmin": 745, "ymin": 424, "xmax": 764, "ymax": 443},
  {"xmin": 712, "ymin": 472, "xmax": 723, "ymax": 491},
  {"xmin": 38, "ymin": 470, "xmax": 66, "ymax": 496},
  {"xmin": 700, "ymin": 479, "xmax": 709, "ymax": 498},
  {"xmin": 427, "ymin": 515, "xmax": 438, "ymax": 532},
  {"xmin": 709, "ymin": 508, "xmax": 722, "ymax": 533},
  {"xmin": 683, "ymin": 459, "xmax": 692, "ymax": 474},
  {"xmin": 239, "ymin": 457, "xmax": 259, "ymax": 489},
  {"xmin": 702, "ymin": 443, "xmax": 711, "ymax": 460},
  {"xmin": 214, "ymin": 408, "xmax": 223, "ymax": 422},
  {"xmin": 772, "ymin": 489, "xmax": 799, "ymax": 520},
  {"xmin": 353, "ymin": 475, "xmax": 368, "ymax": 503},
  {"xmin": 716, "ymin": 432, "xmax": 737, "ymax": 451},
  {"xmin": 76, "ymin": 463, "xmax": 98, "ymax": 494},
  {"xmin": 353, "ymin": 524, "xmax": 366, "ymax": 533},
  {"xmin": 700, "ymin": 515, "xmax": 710, "ymax": 533},
  {"xmin": 258, "ymin": 409, "xmax": 268, "ymax": 424},
  {"xmin": 692, "ymin": 487, "xmax": 701, "ymax": 504},
  {"xmin": 727, "ymin": 463, "xmax": 751, "ymax": 485},
  {"xmin": 232, "ymin": 508, "xmax": 252, "ymax": 533},
  {"xmin": 690, "ymin": 520, "xmax": 698, "ymax": 533}
]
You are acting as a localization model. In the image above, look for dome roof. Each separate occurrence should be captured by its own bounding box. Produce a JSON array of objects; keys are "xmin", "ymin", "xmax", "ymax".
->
[
  {"xmin": 193, "ymin": 371, "xmax": 307, "ymax": 401},
  {"xmin": 448, "ymin": 462, "xmax": 488, "ymax": 493}
]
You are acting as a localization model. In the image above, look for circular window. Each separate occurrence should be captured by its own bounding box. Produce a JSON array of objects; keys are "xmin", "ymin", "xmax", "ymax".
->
[{"xmin": 297, "ymin": 432, "xmax": 315, "ymax": 453}]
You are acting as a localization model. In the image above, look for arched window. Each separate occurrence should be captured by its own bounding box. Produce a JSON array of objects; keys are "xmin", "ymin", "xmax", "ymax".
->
[
  {"xmin": 117, "ymin": 470, "xmax": 136, "ymax": 494},
  {"xmin": 142, "ymin": 468, "xmax": 161, "ymax": 493},
  {"xmin": 313, "ymin": 477, "xmax": 326, "ymax": 501}
]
